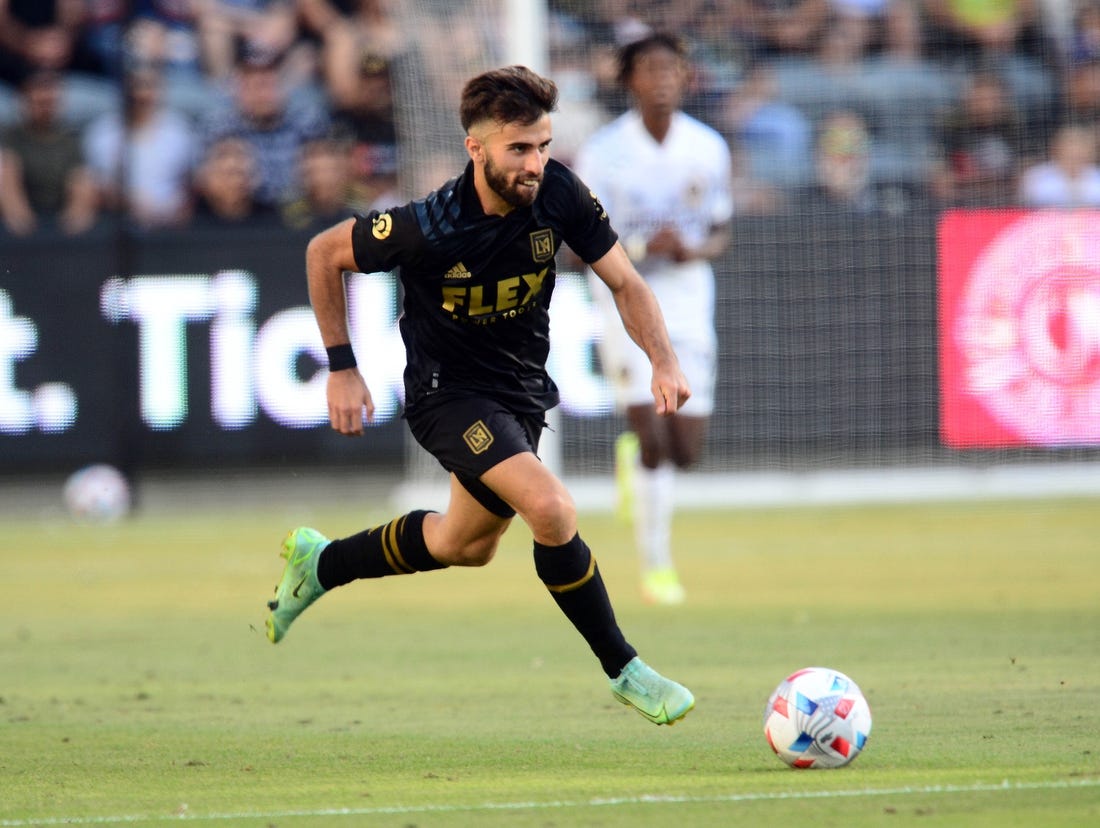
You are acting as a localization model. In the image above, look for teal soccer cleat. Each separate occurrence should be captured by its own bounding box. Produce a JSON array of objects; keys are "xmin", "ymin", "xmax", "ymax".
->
[
  {"xmin": 265, "ymin": 527, "xmax": 329, "ymax": 643},
  {"xmin": 610, "ymin": 656, "xmax": 695, "ymax": 725}
]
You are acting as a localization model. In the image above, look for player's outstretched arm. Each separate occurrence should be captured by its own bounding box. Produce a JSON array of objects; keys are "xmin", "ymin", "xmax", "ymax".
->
[
  {"xmin": 589, "ymin": 242, "xmax": 691, "ymax": 415},
  {"xmin": 306, "ymin": 218, "xmax": 375, "ymax": 434}
]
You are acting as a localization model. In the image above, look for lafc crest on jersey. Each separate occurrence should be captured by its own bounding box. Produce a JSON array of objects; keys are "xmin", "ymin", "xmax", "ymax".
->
[{"xmin": 529, "ymin": 228, "xmax": 554, "ymax": 262}]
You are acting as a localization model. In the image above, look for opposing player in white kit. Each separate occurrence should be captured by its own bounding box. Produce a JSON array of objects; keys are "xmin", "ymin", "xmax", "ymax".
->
[{"xmin": 574, "ymin": 32, "xmax": 732, "ymax": 605}]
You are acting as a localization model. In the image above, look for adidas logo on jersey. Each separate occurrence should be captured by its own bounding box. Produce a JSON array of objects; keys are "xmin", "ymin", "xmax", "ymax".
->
[{"xmin": 444, "ymin": 262, "xmax": 472, "ymax": 280}]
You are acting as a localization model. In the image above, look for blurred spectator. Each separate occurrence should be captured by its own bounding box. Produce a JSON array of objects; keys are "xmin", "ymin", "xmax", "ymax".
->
[
  {"xmin": 795, "ymin": 109, "xmax": 929, "ymax": 214},
  {"xmin": 923, "ymin": 0, "xmax": 1055, "ymax": 135},
  {"xmin": 324, "ymin": 46, "xmax": 396, "ymax": 149},
  {"xmin": 295, "ymin": 0, "xmax": 355, "ymax": 39},
  {"xmin": 132, "ymin": 1, "xmax": 205, "ymax": 74},
  {"xmin": 880, "ymin": 0, "xmax": 927, "ymax": 62},
  {"xmin": 622, "ymin": 0, "xmax": 704, "ymax": 34},
  {"xmin": 280, "ymin": 134, "xmax": 355, "ymax": 228},
  {"xmin": 677, "ymin": 0, "xmax": 759, "ymax": 68},
  {"xmin": 119, "ymin": 2, "xmax": 212, "ymax": 121},
  {"xmin": 0, "ymin": 82, "xmax": 12, "ymax": 127},
  {"xmin": 1070, "ymin": 0, "xmax": 1100, "ymax": 66},
  {"xmin": 808, "ymin": 111, "xmax": 873, "ymax": 205},
  {"xmin": 73, "ymin": 0, "xmax": 205, "ymax": 84},
  {"xmin": 323, "ymin": 50, "xmax": 400, "ymax": 209},
  {"xmin": 818, "ymin": 10, "xmax": 879, "ymax": 67},
  {"xmin": 82, "ymin": 62, "xmax": 197, "ymax": 229},
  {"xmin": 0, "ymin": 0, "xmax": 84, "ymax": 84},
  {"xmin": 309, "ymin": 0, "xmax": 404, "ymax": 126},
  {"xmin": 859, "ymin": 0, "xmax": 956, "ymax": 184},
  {"xmin": 720, "ymin": 61, "xmax": 813, "ymax": 188},
  {"xmin": 195, "ymin": 0, "xmax": 300, "ymax": 82},
  {"xmin": 578, "ymin": 0, "xmax": 655, "ymax": 48},
  {"xmin": 199, "ymin": 45, "xmax": 329, "ymax": 210},
  {"xmin": 920, "ymin": 0, "xmax": 1046, "ymax": 67},
  {"xmin": 0, "ymin": 0, "xmax": 116, "ymax": 124},
  {"xmin": 768, "ymin": 0, "xmax": 945, "ymax": 189},
  {"xmin": 761, "ymin": 9, "xmax": 875, "ymax": 127},
  {"xmin": 729, "ymin": 0, "xmax": 833, "ymax": 58},
  {"xmin": 831, "ymin": 0, "xmax": 894, "ymax": 26},
  {"xmin": 546, "ymin": 15, "xmax": 610, "ymax": 165},
  {"xmin": 192, "ymin": 134, "xmax": 277, "ymax": 223},
  {"xmin": 1018, "ymin": 122, "xmax": 1100, "ymax": 206},
  {"xmin": 1064, "ymin": 56, "xmax": 1100, "ymax": 129},
  {"xmin": 321, "ymin": 0, "xmax": 404, "ymax": 61},
  {"xmin": 821, "ymin": 0, "xmax": 904, "ymax": 63},
  {"xmin": 930, "ymin": 69, "xmax": 1030, "ymax": 205},
  {"xmin": 0, "ymin": 69, "xmax": 97, "ymax": 235},
  {"xmin": 72, "ymin": 0, "xmax": 128, "ymax": 77}
]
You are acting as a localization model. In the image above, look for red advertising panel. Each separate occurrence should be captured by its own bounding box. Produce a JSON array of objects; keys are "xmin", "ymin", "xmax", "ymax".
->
[{"xmin": 939, "ymin": 209, "xmax": 1100, "ymax": 447}]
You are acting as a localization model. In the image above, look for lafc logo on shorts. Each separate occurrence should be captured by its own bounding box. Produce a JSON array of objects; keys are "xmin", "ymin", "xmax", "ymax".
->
[
  {"xmin": 463, "ymin": 420, "xmax": 494, "ymax": 454},
  {"xmin": 372, "ymin": 213, "xmax": 393, "ymax": 240},
  {"xmin": 529, "ymin": 229, "xmax": 554, "ymax": 262}
]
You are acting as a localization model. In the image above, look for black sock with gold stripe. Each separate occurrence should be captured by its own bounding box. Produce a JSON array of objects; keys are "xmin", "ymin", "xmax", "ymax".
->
[
  {"xmin": 316, "ymin": 510, "xmax": 445, "ymax": 589},
  {"xmin": 533, "ymin": 533, "xmax": 637, "ymax": 678}
]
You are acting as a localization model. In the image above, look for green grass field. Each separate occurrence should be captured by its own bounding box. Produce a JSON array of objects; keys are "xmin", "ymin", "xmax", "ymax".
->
[{"xmin": 4, "ymin": 491, "xmax": 1099, "ymax": 827}]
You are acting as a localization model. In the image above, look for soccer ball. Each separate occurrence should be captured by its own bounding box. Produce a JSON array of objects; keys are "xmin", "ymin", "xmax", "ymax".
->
[
  {"xmin": 63, "ymin": 464, "xmax": 132, "ymax": 523},
  {"xmin": 763, "ymin": 666, "xmax": 872, "ymax": 769}
]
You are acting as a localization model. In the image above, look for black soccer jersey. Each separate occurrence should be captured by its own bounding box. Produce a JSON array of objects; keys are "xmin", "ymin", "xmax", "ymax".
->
[{"xmin": 351, "ymin": 158, "xmax": 617, "ymax": 414}]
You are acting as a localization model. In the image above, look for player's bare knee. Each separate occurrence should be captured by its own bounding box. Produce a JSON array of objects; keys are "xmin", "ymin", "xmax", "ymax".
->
[
  {"xmin": 443, "ymin": 534, "xmax": 500, "ymax": 567},
  {"xmin": 520, "ymin": 488, "xmax": 576, "ymax": 541},
  {"xmin": 456, "ymin": 541, "xmax": 498, "ymax": 566},
  {"xmin": 426, "ymin": 518, "xmax": 505, "ymax": 567}
]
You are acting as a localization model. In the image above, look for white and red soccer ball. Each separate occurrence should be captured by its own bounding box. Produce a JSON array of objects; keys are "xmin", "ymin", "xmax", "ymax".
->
[{"xmin": 763, "ymin": 666, "xmax": 872, "ymax": 769}]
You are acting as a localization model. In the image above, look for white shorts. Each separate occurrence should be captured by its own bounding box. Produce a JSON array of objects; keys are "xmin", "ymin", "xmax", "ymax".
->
[{"xmin": 597, "ymin": 313, "xmax": 716, "ymax": 417}]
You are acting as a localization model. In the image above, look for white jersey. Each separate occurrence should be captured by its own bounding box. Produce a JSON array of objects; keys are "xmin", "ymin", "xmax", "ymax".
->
[{"xmin": 575, "ymin": 110, "xmax": 732, "ymax": 412}]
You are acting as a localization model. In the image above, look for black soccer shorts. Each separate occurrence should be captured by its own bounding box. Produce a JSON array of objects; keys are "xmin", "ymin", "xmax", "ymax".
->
[{"xmin": 405, "ymin": 395, "xmax": 546, "ymax": 518}]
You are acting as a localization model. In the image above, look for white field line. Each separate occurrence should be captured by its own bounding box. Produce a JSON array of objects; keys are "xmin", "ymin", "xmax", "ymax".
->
[{"xmin": 2, "ymin": 778, "xmax": 1098, "ymax": 826}]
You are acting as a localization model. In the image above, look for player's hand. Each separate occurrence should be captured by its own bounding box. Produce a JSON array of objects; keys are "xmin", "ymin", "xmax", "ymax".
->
[
  {"xmin": 326, "ymin": 368, "xmax": 374, "ymax": 435},
  {"xmin": 646, "ymin": 227, "xmax": 691, "ymax": 262},
  {"xmin": 651, "ymin": 364, "xmax": 691, "ymax": 415}
]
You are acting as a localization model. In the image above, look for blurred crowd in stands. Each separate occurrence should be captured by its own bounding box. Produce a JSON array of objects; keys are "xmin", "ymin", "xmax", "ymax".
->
[{"xmin": 1, "ymin": 0, "xmax": 1099, "ymax": 238}]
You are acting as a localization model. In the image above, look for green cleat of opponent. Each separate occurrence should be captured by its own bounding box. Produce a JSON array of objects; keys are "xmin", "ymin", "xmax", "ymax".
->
[
  {"xmin": 609, "ymin": 656, "xmax": 695, "ymax": 725},
  {"xmin": 641, "ymin": 567, "xmax": 686, "ymax": 606},
  {"xmin": 266, "ymin": 527, "xmax": 329, "ymax": 643}
]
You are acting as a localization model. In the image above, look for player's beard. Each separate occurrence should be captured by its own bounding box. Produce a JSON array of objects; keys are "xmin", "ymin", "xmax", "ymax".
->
[{"xmin": 485, "ymin": 155, "xmax": 540, "ymax": 209}]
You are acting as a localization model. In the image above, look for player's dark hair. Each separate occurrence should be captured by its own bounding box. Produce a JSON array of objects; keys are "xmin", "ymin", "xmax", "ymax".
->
[
  {"xmin": 617, "ymin": 32, "xmax": 687, "ymax": 85},
  {"xmin": 460, "ymin": 65, "xmax": 558, "ymax": 132}
]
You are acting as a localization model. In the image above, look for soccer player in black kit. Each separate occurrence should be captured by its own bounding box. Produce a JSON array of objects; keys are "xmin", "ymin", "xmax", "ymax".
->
[{"xmin": 265, "ymin": 65, "xmax": 694, "ymax": 725}]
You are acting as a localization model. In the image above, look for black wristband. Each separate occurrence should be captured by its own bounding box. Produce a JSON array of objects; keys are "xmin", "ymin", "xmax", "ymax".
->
[{"xmin": 326, "ymin": 343, "xmax": 357, "ymax": 371}]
